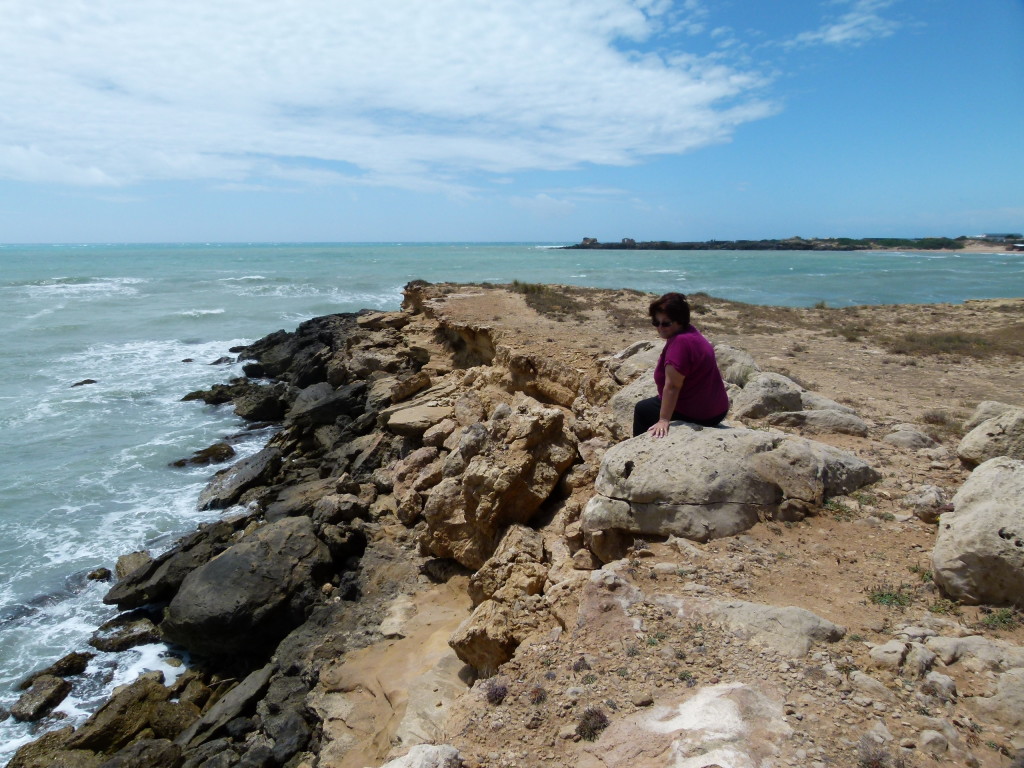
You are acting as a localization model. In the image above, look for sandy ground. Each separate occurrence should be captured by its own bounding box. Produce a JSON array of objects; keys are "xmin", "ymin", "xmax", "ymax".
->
[{"xmin": 402, "ymin": 284, "xmax": 1024, "ymax": 768}]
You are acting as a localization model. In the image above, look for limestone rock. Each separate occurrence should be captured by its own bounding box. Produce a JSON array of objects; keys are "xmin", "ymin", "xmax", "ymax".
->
[
  {"xmin": 931, "ymin": 457, "xmax": 1024, "ymax": 606},
  {"xmin": 161, "ymin": 516, "xmax": 333, "ymax": 657},
  {"xmin": 902, "ymin": 484, "xmax": 947, "ymax": 524},
  {"xmin": 606, "ymin": 340, "xmax": 660, "ymax": 385},
  {"xmin": 799, "ymin": 390, "xmax": 856, "ymax": 413},
  {"xmin": 967, "ymin": 667, "xmax": 1024, "ymax": 730},
  {"xmin": 420, "ymin": 396, "xmax": 576, "ymax": 569},
  {"xmin": 964, "ymin": 400, "xmax": 1019, "ymax": 431},
  {"xmin": 378, "ymin": 744, "xmax": 462, "ymax": 768},
  {"xmin": 114, "ymin": 551, "xmax": 152, "ymax": 580},
  {"xmin": 608, "ymin": 373, "xmax": 658, "ymax": 440},
  {"xmin": 714, "ymin": 344, "xmax": 762, "ymax": 386},
  {"xmin": 883, "ymin": 427, "xmax": 938, "ymax": 450},
  {"xmin": 89, "ymin": 612, "xmax": 160, "ymax": 652},
  {"xmin": 731, "ymin": 372, "xmax": 803, "ymax": 419},
  {"xmin": 705, "ymin": 600, "xmax": 845, "ymax": 657},
  {"xmin": 957, "ymin": 407, "xmax": 1024, "ymax": 466},
  {"xmin": 468, "ymin": 524, "xmax": 547, "ymax": 607},
  {"xmin": 582, "ymin": 424, "xmax": 880, "ymax": 562},
  {"xmin": 448, "ymin": 595, "xmax": 554, "ymax": 675},
  {"xmin": 766, "ymin": 409, "xmax": 869, "ymax": 436},
  {"xmin": 386, "ymin": 404, "xmax": 454, "ymax": 437},
  {"xmin": 577, "ymin": 682, "xmax": 791, "ymax": 768}
]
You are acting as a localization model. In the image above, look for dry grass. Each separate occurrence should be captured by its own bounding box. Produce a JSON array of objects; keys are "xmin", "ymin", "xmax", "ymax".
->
[{"xmin": 881, "ymin": 323, "xmax": 1024, "ymax": 359}]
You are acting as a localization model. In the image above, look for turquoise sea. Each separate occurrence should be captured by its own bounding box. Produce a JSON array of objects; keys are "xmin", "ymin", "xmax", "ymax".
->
[{"xmin": 1, "ymin": 242, "xmax": 1022, "ymax": 758}]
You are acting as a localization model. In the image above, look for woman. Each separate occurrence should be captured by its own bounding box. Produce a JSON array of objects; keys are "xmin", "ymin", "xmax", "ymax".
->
[{"xmin": 632, "ymin": 292, "xmax": 729, "ymax": 437}]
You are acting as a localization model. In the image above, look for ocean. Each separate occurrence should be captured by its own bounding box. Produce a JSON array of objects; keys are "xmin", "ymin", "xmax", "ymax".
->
[{"xmin": 1, "ymin": 242, "xmax": 1022, "ymax": 758}]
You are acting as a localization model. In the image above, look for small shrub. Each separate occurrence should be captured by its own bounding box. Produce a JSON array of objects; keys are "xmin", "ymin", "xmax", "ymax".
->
[
  {"xmin": 928, "ymin": 598, "xmax": 960, "ymax": 616},
  {"xmin": 528, "ymin": 685, "xmax": 547, "ymax": 705},
  {"xmin": 813, "ymin": 300, "xmax": 828, "ymax": 309},
  {"xmin": 572, "ymin": 656, "xmax": 591, "ymax": 672},
  {"xmin": 981, "ymin": 608, "xmax": 1019, "ymax": 629},
  {"xmin": 856, "ymin": 735, "xmax": 894, "ymax": 768},
  {"xmin": 908, "ymin": 564, "xmax": 933, "ymax": 583},
  {"xmin": 868, "ymin": 583, "xmax": 914, "ymax": 608},
  {"xmin": 581, "ymin": 673, "xmax": 597, "ymax": 685},
  {"xmin": 576, "ymin": 706, "xmax": 610, "ymax": 741},
  {"xmin": 483, "ymin": 678, "xmax": 508, "ymax": 705},
  {"xmin": 624, "ymin": 645, "xmax": 640, "ymax": 658}
]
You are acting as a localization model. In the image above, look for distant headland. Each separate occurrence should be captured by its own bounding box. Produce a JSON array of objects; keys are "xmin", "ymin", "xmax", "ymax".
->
[{"xmin": 562, "ymin": 235, "xmax": 1024, "ymax": 252}]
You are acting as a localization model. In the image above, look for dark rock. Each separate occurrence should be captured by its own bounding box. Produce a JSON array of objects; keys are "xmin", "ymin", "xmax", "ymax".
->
[
  {"xmin": 11, "ymin": 675, "xmax": 72, "ymax": 721},
  {"xmin": 233, "ymin": 382, "xmax": 293, "ymax": 422},
  {"xmin": 88, "ymin": 568, "xmax": 112, "ymax": 581},
  {"xmin": 90, "ymin": 611, "xmax": 161, "ymax": 652},
  {"xmin": 224, "ymin": 715, "xmax": 257, "ymax": 738},
  {"xmin": 6, "ymin": 726, "xmax": 102, "ymax": 768},
  {"xmin": 66, "ymin": 677, "xmax": 171, "ymax": 752},
  {"xmin": 237, "ymin": 741, "xmax": 274, "ymax": 768},
  {"xmin": 209, "ymin": 357, "xmax": 233, "ymax": 366},
  {"xmin": 97, "ymin": 739, "xmax": 182, "ymax": 768},
  {"xmin": 285, "ymin": 381, "xmax": 366, "ymax": 427},
  {"xmin": 170, "ymin": 442, "xmax": 236, "ymax": 468},
  {"xmin": 236, "ymin": 314, "xmax": 362, "ymax": 387},
  {"xmin": 18, "ymin": 651, "xmax": 95, "ymax": 690},
  {"xmin": 197, "ymin": 448, "xmax": 282, "ymax": 511},
  {"xmin": 160, "ymin": 517, "xmax": 332, "ymax": 657},
  {"xmin": 263, "ymin": 477, "xmax": 337, "ymax": 522},
  {"xmin": 265, "ymin": 710, "xmax": 310, "ymax": 764},
  {"xmin": 181, "ymin": 359, "xmax": 194, "ymax": 363},
  {"xmin": 175, "ymin": 665, "xmax": 275, "ymax": 749},
  {"xmin": 181, "ymin": 379, "xmax": 255, "ymax": 406},
  {"xmin": 71, "ymin": 379, "xmax": 97, "ymax": 387},
  {"xmin": 104, "ymin": 520, "xmax": 238, "ymax": 610}
]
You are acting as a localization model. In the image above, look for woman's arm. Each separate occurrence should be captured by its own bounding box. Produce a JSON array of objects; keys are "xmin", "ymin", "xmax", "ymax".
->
[{"xmin": 648, "ymin": 365, "xmax": 684, "ymax": 438}]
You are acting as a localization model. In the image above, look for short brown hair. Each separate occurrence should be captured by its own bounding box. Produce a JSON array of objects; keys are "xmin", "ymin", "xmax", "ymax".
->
[{"xmin": 649, "ymin": 292, "xmax": 690, "ymax": 327}]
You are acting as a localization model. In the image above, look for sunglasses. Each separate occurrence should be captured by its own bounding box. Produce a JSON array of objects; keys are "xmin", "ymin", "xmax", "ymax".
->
[{"xmin": 651, "ymin": 319, "xmax": 675, "ymax": 328}]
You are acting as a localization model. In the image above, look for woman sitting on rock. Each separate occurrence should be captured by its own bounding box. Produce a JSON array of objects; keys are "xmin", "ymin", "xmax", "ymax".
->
[{"xmin": 633, "ymin": 292, "xmax": 729, "ymax": 437}]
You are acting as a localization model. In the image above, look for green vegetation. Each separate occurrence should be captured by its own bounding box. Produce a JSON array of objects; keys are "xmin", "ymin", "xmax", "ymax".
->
[
  {"xmin": 868, "ymin": 583, "xmax": 914, "ymax": 608},
  {"xmin": 981, "ymin": 608, "xmax": 1020, "ymax": 629},
  {"xmin": 576, "ymin": 707, "xmax": 610, "ymax": 741},
  {"xmin": 567, "ymin": 236, "xmax": 967, "ymax": 251},
  {"xmin": 509, "ymin": 280, "xmax": 587, "ymax": 320}
]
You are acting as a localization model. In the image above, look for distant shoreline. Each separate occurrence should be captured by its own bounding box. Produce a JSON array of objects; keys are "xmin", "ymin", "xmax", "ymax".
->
[{"xmin": 561, "ymin": 237, "xmax": 1020, "ymax": 254}]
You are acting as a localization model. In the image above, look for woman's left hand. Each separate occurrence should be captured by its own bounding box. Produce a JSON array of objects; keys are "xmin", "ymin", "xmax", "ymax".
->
[{"xmin": 648, "ymin": 418, "xmax": 671, "ymax": 438}]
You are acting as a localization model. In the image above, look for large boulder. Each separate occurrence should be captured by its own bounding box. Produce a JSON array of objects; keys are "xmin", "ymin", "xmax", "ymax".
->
[
  {"xmin": 713, "ymin": 343, "xmax": 761, "ymax": 386},
  {"xmin": 608, "ymin": 374, "xmax": 658, "ymax": 440},
  {"xmin": 931, "ymin": 457, "xmax": 1024, "ymax": 607},
  {"xmin": 964, "ymin": 401, "xmax": 1019, "ymax": 431},
  {"xmin": 420, "ymin": 396, "xmax": 577, "ymax": 569},
  {"xmin": 161, "ymin": 516, "xmax": 333, "ymax": 657},
  {"xmin": 582, "ymin": 425, "xmax": 880, "ymax": 562},
  {"xmin": 104, "ymin": 519, "xmax": 239, "ymax": 610},
  {"xmin": 731, "ymin": 372, "xmax": 803, "ymax": 419},
  {"xmin": 956, "ymin": 407, "xmax": 1024, "ymax": 467}
]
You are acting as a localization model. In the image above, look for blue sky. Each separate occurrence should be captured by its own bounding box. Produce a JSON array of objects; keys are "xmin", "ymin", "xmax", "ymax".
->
[{"xmin": 1, "ymin": 0, "xmax": 1021, "ymax": 243}]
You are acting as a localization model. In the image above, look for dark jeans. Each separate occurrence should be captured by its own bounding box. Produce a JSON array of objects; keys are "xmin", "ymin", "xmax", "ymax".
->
[{"xmin": 632, "ymin": 397, "xmax": 728, "ymax": 436}]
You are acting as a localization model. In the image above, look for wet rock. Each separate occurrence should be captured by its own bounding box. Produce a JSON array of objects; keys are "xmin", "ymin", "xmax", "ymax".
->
[
  {"xmin": 114, "ymin": 551, "xmax": 152, "ymax": 580},
  {"xmin": 197, "ymin": 446, "xmax": 282, "ymax": 510},
  {"xmin": 11, "ymin": 675, "xmax": 72, "ymax": 721},
  {"xmin": 65, "ymin": 677, "xmax": 171, "ymax": 753},
  {"xmin": 6, "ymin": 726, "xmax": 101, "ymax": 768},
  {"xmin": 233, "ymin": 381, "xmax": 293, "ymax": 421},
  {"xmin": 18, "ymin": 651, "xmax": 95, "ymax": 690},
  {"xmin": 170, "ymin": 442, "xmax": 235, "ymax": 468},
  {"xmin": 88, "ymin": 567, "xmax": 112, "ymax": 581},
  {"xmin": 90, "ymin": 611, "xmax": 161, "ymax": 652},
  {"xmin": 71, "ymin": 379, "xmax": 98, "ymax": 387}
]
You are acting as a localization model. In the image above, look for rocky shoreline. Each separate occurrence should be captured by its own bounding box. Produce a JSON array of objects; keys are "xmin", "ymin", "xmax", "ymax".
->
[{"xmin": 6, "ymin": 282, "xmax": 1024, "ymax": 768}]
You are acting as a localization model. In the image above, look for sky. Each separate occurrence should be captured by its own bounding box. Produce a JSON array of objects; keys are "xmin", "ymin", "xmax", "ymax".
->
[{"xmin": 1, "ymin": 0, "xmax": 1022, "ymax": 243}]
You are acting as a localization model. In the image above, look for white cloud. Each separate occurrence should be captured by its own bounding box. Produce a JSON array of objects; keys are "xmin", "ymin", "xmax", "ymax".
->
[
  {"xmin": 789, "ymin": 0, "xmax": 899, "ymax": 48},
  {"xmin": 0, "ymin": 0, "xmax": 775, "ymax": 190}
]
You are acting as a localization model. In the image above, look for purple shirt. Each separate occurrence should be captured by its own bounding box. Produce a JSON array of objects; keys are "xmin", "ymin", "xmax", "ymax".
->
[{"xmin": 653, "ymin": 325, "xmax": 730, "ymax": 420}]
